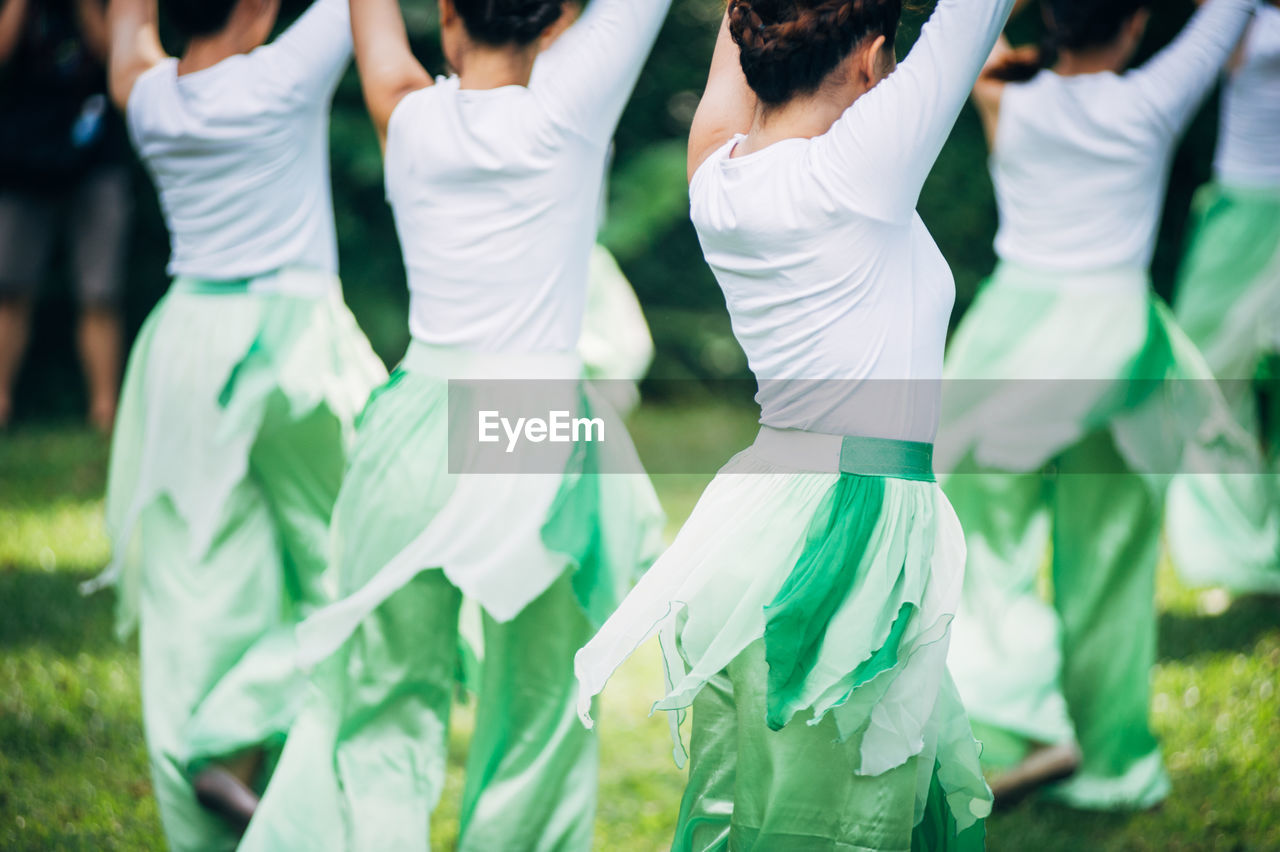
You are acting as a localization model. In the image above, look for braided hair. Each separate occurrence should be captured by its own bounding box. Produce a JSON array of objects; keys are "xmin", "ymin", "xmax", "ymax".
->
[
  {"xmin": 727, "ymin": 0, "xmax": 903, "ymax": 105},
  {"xmin": 986, "ymin": 0, "xmax": 1151, "ymax": 83},
  {"xmin": 454, "ymin": 0, "xmax": 565, "ymax": 46}
]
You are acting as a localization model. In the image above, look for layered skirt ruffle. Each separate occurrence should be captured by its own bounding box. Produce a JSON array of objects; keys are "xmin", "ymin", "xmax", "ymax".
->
[
  {"xmin": 935, "ymin": 261, "xmax": 1261, "ymax": 484},
  {"xmin": 93, "ymin": 270, "xmax": 386, "ymax": 635},
  {"xmin": 293, "ymin": 340, "xmax": 667, "ymax": 670},
  {"xmin": 575, "ymin": 429, "xmax": 992, "ymax": 841}
]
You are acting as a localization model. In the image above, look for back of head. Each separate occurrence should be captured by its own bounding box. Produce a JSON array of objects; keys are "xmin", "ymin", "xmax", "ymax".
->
[
  {"xmin": 453, "ymin": 0, "xmax": 565, "ymax": 47},
  {"xmin": 164, "ymin": 0, "xmax": 240, "ymax": 40},
  {"xmin": 727, "ymin": 0, "xmax": 903, "ymax": 105},
  {"xmin": 988, "ymin": 0, "xmax": 1150, "ymax": 82}
]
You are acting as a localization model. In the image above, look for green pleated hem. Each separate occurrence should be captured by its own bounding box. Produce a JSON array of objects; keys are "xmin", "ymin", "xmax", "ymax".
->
[
  {"xmin": 576, "ymin": 447, "xmax": 991, "ymax": 836},
  {"xmin": 291, "ymin": 350, "xmax": 665, "ymax": 672},
  {"xmin": 93, "ymin": 274, "xmax": 386, "ymax": 637},
  {"xmin": 937, "ymin": 260, "xmax": 1261, "ymax": 487}
]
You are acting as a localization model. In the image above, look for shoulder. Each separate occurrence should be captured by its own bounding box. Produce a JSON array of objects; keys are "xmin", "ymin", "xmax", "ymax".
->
[{"xmin": 125, "ymin": 59, "xmax": 177, "ymax": 127}]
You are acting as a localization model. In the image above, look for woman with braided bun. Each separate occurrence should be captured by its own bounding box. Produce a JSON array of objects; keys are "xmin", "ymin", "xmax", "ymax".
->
[
  {"xmin": 576, "ymin": 0, "xmax": 1016, "ymax": 848},
  {"xmin": 937, "ymin": 0, "xmax": 1260, "ymax": 809},
  {"xmin": 235, "ymin": 0, "xmax": 669, "ymax": 847}
]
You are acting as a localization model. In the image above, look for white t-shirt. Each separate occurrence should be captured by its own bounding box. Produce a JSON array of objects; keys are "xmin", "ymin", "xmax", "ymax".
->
[
  {"xmin": 1216, "ymin": 3, "xmax": 1280, "ymax": 188},
  {"xmin": 690, "ymin": 0, "xmax": 1015, "ymax": 443},
  {"xmin": 991, "ymin": 0, "xmax": 1257, "ymax": 272},
  {"xmin": 385, "ymin": 0, "xmax": 670, "ymax": 353},
  {"xmin": 127, "ymin": 0, "xmax": 350, "ymax": 280}
]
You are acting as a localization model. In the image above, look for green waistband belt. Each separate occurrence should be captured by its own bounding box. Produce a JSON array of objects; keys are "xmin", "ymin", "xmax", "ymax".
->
[
  {"xmin": 839, "ymin": 435, "xmax": 935, "ymax": 482},
  {"xmin": 752, "ymin": 426, "xmax": 935, "ymax": 482}
]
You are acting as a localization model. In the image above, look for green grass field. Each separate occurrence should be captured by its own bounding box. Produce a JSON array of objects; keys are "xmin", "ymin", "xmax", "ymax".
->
[{"xmin": 2, "ymin": 415, "xmax": 1278, "ymax": 851}]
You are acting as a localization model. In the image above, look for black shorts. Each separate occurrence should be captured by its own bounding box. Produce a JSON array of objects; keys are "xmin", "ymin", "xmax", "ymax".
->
[{"xmin": 0, "ymin": 165, "xmax": 133, "ymax": 308}]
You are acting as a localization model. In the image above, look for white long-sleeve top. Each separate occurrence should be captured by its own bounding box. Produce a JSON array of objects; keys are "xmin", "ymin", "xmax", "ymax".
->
[
  {"xmin": 992, "ymin": 0, "xmax": 1258, "ymax": 272},
  {"xmin": 1215, "ymin": 3, "xmax": 1280, "ymax": 187},
  {"xmin": 127, "ymin": 0, "xmax": 351, "ymax": 279},
  {"xmin": 690, "ymin": 0, "xmax": 1015, "ymax": 443},
  {"xmin": 387, "ymin": 0, "xmax": 670, "ymax": 353}
]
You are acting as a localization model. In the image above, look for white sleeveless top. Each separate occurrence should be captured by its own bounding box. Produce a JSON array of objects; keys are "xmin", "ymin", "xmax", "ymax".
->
[
  {"xmin": 385, "ymin": 0, "xmax": 670, "ymax": 354},
  {"xmin": 991, "ymin": 0, "xmax": 1256, "ymax": 273},
  {"xmin": 1216, "ymin": 4, "xmax": 1280, "ymax": 188},
  {"xmin": 127, "ymin": 0, "xmax": 350, "ymax": 280},
  {"xmin": 689, "ymin": 0, "xmax": 1015, "ymax": 443}
]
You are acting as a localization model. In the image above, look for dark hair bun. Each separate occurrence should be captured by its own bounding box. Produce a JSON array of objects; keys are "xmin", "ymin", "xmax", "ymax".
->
[
  {"xmin": 985, "ymin": 0, "xmax": 1151, "ymax": 83},
  {"xmin": 728, "ymin": 0, "xmax": 902, "ymax": 105},
  {"xmin": 455, "ymin": 0, "xmax": 564, "ymax": 46}
]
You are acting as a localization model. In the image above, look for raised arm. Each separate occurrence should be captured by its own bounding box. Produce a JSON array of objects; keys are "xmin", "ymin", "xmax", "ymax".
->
[
  {"xmin": 105, "ymin": 0, "xmax": 167, "ymax": 110},
  {"xmin": 687, "ymin": 10, "xmax": 756, "ymax": 181},
  {"xmin": 531, "ymin": 0, "xmax": 672, "ymax": 144},
  {"xmin": 1127, "ymin": 0, "xmax": 1256, "ymax": 136},
  {"xmin": 349, "ymin": 0, "xmax": 432, "ymax": 145},
  {"xmin": 817, "ymin": 0, "xmax": 1016, "ymax": 222},
  {"xmin": 258, "ymin": 0, "xmax": 358, "ymax": 104},
  {"xmin": 75, "ymin": 0, "xmax": 111, "ymax": 63},
  {"xmin": 1, "ymin": 0, "xmax": 30, "ymax": 66},
  {"xmin": 971, "ymin": 0, "xmax": 1036, "ymax": 148}
]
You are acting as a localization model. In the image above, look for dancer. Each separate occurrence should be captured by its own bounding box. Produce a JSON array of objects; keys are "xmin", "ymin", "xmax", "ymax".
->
[
  {"xmin": 238, "ymin": 0, "xmax": 668, "ymax": 847},
  {"xmin": 577, "ymin": 0, "xmax": 1017, "ymax": 848},
  {"xmin": 1166, "ymin": 0, "xmax": 1280, "ymax": 595},
  {"xmin": 95, "ymin": 0, "xmax": 385, "ymax": 847},
  {"xmin": 938, "ymin": 0, "xmax": 1259, "ymax": 809}
]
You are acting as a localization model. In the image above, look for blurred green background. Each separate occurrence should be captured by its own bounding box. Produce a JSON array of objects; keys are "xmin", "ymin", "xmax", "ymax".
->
[{"xmin": 9, "ymin": 0, "xmax": 1218, "ymax": 420}]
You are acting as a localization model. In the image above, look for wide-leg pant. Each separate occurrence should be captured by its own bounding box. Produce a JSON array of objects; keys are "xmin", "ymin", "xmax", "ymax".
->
[
  {"xmin": 945, "ymin": 430, "xmax": 1170, "ymax": 810},
  {"xmin": 241, "ymin": 567, "xmax": 598, "ymax": 851},
  {"xmin": 672, "ymin": 642, "xmax": 984, "ymax": 852},
  {"xmin": 137, "ymin": 401, "xmax": 352, "ymax": 852}
]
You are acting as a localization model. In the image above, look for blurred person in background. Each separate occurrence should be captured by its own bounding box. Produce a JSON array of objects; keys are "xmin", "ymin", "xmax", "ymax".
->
[
  {"xmin": 939, "ymin": 0, "xmax": 1261, "ymax": 810},
  {"xmin": 1166, "ymin": 0, "xmax": 1280, "ymax": 596},
  {"xmin": 0, "ymin": 0, "xmax": 133, "ymax": 432}
]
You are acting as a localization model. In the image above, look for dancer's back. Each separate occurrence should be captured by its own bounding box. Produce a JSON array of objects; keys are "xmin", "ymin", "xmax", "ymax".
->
[
  {"xmin": 389, "ymin": 0, "xmax": 665, "ymax": 351},
  {"xmin": 690, "ymin": 0, "xmax": 1013, "ymax": 440},
  {"xmin": 990, "ymin": 0, "xmax": 1256, "ymax": 272},
  {"xmin": 128, "ymin": 0, "xmax": 349, "ymax": 279},
  {"xmin": 1216, "ymin": 2, "xmax": 1280, "ymax": 187}
]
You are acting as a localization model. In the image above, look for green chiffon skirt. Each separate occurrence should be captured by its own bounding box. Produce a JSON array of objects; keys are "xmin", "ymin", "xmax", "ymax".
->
[
  {"xmin": 239, "ymin": 340, "xmax": 665, "ymax": 850},
  {"xmin": 938, "ymin": 261, "xmax": 1263, "ymax": 810},
  {"xmin": 92, "ymin": 269, "xmax": 386, "ymax": 851},
  {"xmin": 576, "ymin": 427, "xmax": 990, "ymax": 850},
  {"xmin": 1166, "ymin": 182, "xmax": 1280, "ymax": 593}
]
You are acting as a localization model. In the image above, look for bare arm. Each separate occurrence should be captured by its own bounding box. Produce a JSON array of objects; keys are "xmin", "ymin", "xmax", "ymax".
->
[
  {"xmin": 76, "ymin": 0, "xmax": 110, "ymax": 63},
  {"xmin": 350, "ymin": 0, "xmax": 432, "ymax": 146},
  {"xmin": 971, "ymin": 0, "xmax": 1035, "ymax": 148},
  {"xmin": 0, "ymin": 0, "xmax": 29, "ymax": 65},
  {"xmin": 687, "ymin": 10, "xmax": 756, "ymax": 182},
  {"xmin": 106, "ymin": 0, "xmax": 166, "ymax": 110}
]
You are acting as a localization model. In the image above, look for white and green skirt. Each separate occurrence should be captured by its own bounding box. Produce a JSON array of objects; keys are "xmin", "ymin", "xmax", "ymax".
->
[
  {"xmin": 1166, "ymin": 182, "xmax": 1280, "ymax": 593},
  {"xmin": 935, "ymin": 261, "xmax": 1259, "ymax": 483},
  {"xmin": 92, "ymin": 268, "xmax": 386, "ymax": 851},
  {"xmin": 575, "ymin": 426, "xmax": 991, "ymax": 849},
  {"xmin": 292, "ymin": 340, "xmax": 667, "ymax": 669}
]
